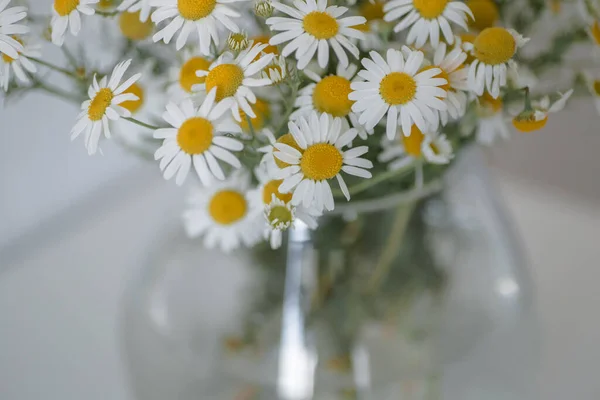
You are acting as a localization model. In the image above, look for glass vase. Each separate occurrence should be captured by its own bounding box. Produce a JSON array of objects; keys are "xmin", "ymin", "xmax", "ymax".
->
[{"xmin": 120, "ymin": 148, "xmax": 538, "ymax": 400}]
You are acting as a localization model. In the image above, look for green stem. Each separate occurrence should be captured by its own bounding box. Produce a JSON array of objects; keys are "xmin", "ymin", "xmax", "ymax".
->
[
  {"xmin": 276, "ymin": 82, "xmax": 298, "ymax": 135},
  {"xmin": 245, "ymin": 114, "xmax": 256, "ymax": 136},
  {"xmin": 36, "ymin": 81, "xmax": 82, "ymax": 103},
  {"xmin": 124, "ymin": 117, "xmax": 160, "ymax": 130},
  {"xmin": 29, "ymin": 57, "xmax": 79, "ymax": 79},
  {"xmin": 60, "ymin": 45, "xmax": 79, "ymax": 70},
  {"xmin": 331, "ymin": 162, "xmax": 415, "ymax": 198}
]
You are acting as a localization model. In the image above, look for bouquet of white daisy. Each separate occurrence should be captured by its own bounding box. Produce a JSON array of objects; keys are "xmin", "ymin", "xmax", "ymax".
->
[{"xmin": 2, "ymin": 0, "xmax": 600, "ymax": 396}]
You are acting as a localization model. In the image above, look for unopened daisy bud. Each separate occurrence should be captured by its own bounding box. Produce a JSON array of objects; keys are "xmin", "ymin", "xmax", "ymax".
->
[
  {"xmin": 227, "ymin": 32, "xmax": 249, "ymax": 52},
  {"xmin": 261, "ymin": 54, "xmax": 287, "ymax": 84},
  {"xmin": 263, "ymin": 197, "xmax": 319, "ymax": 249},
  {"xmin": 254, "ymin": 0, "xmax": 274, "ymax": 18}
]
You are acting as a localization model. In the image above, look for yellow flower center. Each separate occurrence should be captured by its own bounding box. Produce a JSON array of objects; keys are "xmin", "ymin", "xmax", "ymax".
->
[
  {"xmin": 549, "ymin": 0, "xmax": 561, "ymax": 14},
  {"xmin": 413, "ymin": 0, "xmax": 449, "ymax": 19},
  {"xmin": 97, "ymin": 0, "xmax": 115, "ymax": 9},
  {"xmin": 119, "ymin": 11, "xmax": 154, "ymax": 41},
  {"xmin": 239, "ymin": 98, "xmax": 270, "ymax": 133},
  {"xmin": 205, "ymin": 64, "xmax": 245, "ymax": 101},
  {"xmin": 512, "ymin": 116, "xmax": 548, "ymax": 133},
  {"xmin": 473, "ymin": 27, "xmax": 516, "ymax": 65},
  {"xmin": 54, "ymin": 0, "xmax": 79, "ymax": 16},
  {"xmin": 466, "ymin": 0, "xmax": 499, "ymax": 31},
  {"xmin": 274, "ymin": 133, "xmax": 303, "ymax": 169},
  {"xmin": 379, "ymin": 72, "xmax": 417, "ymax": 105},
  {"xmin": 263, "ymin": 179, "xmax": 293, "ymax": 204},
  {"xmin": 177, "ymin": 117, "xmax": 213, "ymax": 154},
  {"xmin": 208, "ymin": 190, "xmax": 247, "ymax": 225},
  {"xmin": 264, "ymin": 64, "xmax": 284, "ymax": 82},
  {"xmin": 359, "ymin": 1, "xmax": 385, "ymax": 21},
  {"xmin": 353, "ymin": 23, "xmax": 370, "ymax": 32},
  {"xmin": 177, "ymin": 0, "xmax": 216, "ymax": 20},
  {"xmin": 179, "ymin": 56, "xmax": 211, "ymax": 93},
  {"xmin": 591, "ymin": 21, "xmax": 600, "ymax": 46},
  {"xmin": 267, "ymin": 205, "xmax": 293, "ymax": 226},
  {"xmin": 313, "ymin": 75, "xmax": 354, "ymax": 117},
  {"xmin": 303, "ymin": 11, "xmax": 339, "ymax": 40},
  {"xmin": 593, "ymin": 80, "xmax": 600, "ymax": 96},
  {"xmin": 300, "ymin": 143, "xmax": 343, "ymax": 181},
  {"xmin": 88, "ymin": 88, "xmax": 114, "ymax": 121},
  {"xmin": 402, "ymin": 125, "xmax": 425, "ymax": 157},
  {"xmin": 120, "ymin": 82, "xmax": 144, "ymax": 114},
  {"xmin": 228, "ymin": 33, "xmax": 248, "ymax": 50},
  {"xmin": 253, "ymin": 35, "xmax": 279, "ymax": 55},
  {"xmin": 479, "ymin": 91, "xmax": 503, "ymax": 112}
]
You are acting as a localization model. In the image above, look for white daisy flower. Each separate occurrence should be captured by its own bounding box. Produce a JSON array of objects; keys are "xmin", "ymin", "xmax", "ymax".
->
[
  {"xmin": 183, "ymin": 172, "xmax": 263, "ymax": 252},
  {"xmin": 512, "ymin": 89, "xmax": 573, "ymax": 133},
  {"xmin": 167, "ymin": 50, "xmax": 213, "ymax": 101},
  {"xmin": 274, "ymin": 111, "xmax": 373, "ymax": 212},
  {"xmin": 350, "ymin": 48, "xmax": 448, "ymax": 140},
  {"xmin": 195, "ymin": 43, "xmax": 274, "ymax": 122},
  {"xmin": 71, "ymin": 59, "xmax": 142, "ymax": 155},
  {"xmin": 150, "ymin": 0, "xmax": 247, "ymax": 53},
  {"xmin": 263, "ymin": 196, "xmax": 319, "ymax": 249},
  {"xmin": 261, "ymin": 53, "xmax": 288, "ymax": 84},
  {"xmin": 421, "ymin": 132, "xmax": 452, "ymax": 164},
  {"xmin": 0, "ymin": 0, "xmax": 29, "ymax": 59},
  {"xmin": 118, "ymin": 0, "xmax": 153, "ymax": 22},
  {"xmin": 292, "ymin": 64, "xmax": 369, "ymax": 138},
  {"xmin": 265, "ymin": 0, "xmax": 366, "ymax": 70},
  {"xmin": 464, "ymin": 27, "xmax": 528, "ymax": 98},
  {"xmin": 428, "ymin": 42, "xmax": 469, "ymax": 127},
  {"xmin": 0, "ymin": 39, "xmax": 40, "ymax": 91},
  {"xmin": 153, "ymin": 88, "xmax": 244, "ymax": 186},
  {"xmin": 227, "ymin": 31, "xmax": 250, "ymax": 51},
  {"xmin": 257, "ymin": 128, "xmax": 292, "ymax": 177},
  {"xmin": 51, "ymin": 0, "xmax": 98, "ymax": 46},
  {"xmin": 379, "ymin": 124, "xmax": 450, "ymax": 169},
  {"xmin": 383, "ymin": 0, "xmax": 473, "ymax": 48}
]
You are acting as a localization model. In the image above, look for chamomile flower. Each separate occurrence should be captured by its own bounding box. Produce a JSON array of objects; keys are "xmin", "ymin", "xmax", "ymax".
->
[
  {"xmin": 350, "ymin": 48, "xmax": 448, "ymax": 140},
  {"xmin": 265, "ymin": 0, "xmax": 366, "ymax": 69},
  {"xmin": 0, "ymin": 0, "xmax": 29, "ymax": 59},
  {"xmin": 0, "ymin": 39, "xmax": 40, "ymax": 91},
  {"xmin": 257, "ymin": 128, "xmax": 291, "ymax": 176},
  {"xmin": 153, "ymin": 88, "xmax": 244, "ymax": 186},
  {"xmin": 351, "ymin": 0, "xmax": 386, "ymax": 51},
  {"xmin": 464, "ymin": 27, "xmax": 528, "ymax": 98},
  {"xmin": 71, "ymin": 59, "xmax": 142, "ymax": 155},
  {"xmin": 383, "ymin": 0, "xmax": 473, "ymax": 48},
  {"xmin": 118, "ymin": 10, "xmax": 154, "ymax": 40},
  {"xmin": 421, "ymin": 132, "xmax": 452, "ymax": 164},
  {"xmin": 473, "ymin": 92, "xmax": 509, "ymax": 145},
  {"xmin": 274, "ymin": 112, "xmax": 373, "ymax": 212},
  {"xmin": 195, "ymin": 43, "xmax": 274, "ymax": 122},
  {"xmin": 263, "ymin": 196, "xmax": 319, "ymax": 249},
  {"xmin": 118, "ymin": 0, "xmax": 153, "ymax": 22},
  {"xmin": 167, "ymin": 50, "xmax": 213, "ymax": 101},
  {"xmin": 292, "ymin": 64, "xmax": 368, "ymax": 137},
  {"xmin": 183, "ymin": 172, "xmax": 263, "ymax": 252},
  {"xmin": 150, "ymin": 0, "xmax": 247, "ymax": 53},
  {"xmin": 379, "ymin": 124, "xmax": 451, "ymax": 170},
  {"xmin": 427, "ymin": 42, "xmax": 469, "ymax": 126},
  {"xmin": 227, "ymin": 31, "xmax": 250, "ymax": 51},
  {"xmin": 51, "ymin": 0, "xmax": 98, "ymax": 46},
  {"xmin": 511, "ymin": 89, "xmax": 573, "ymax": 133},
  {"xmin": 261, "ymin": 54, "xmax": 287, "ymax": 84}
]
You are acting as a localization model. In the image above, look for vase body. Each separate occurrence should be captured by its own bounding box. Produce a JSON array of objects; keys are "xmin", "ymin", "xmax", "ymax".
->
[{"xmin": 120, "ymin": 149, "xmax": 538, "ymax": 400}]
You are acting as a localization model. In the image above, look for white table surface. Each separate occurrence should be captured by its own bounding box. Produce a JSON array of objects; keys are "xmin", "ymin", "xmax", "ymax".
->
[{"xmin": 1, "ymin": 168, "xmax": 599, "ymax": 400}]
